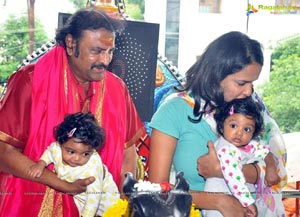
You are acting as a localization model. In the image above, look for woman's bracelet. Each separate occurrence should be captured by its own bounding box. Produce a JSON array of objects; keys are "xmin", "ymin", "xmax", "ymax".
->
[{"xmin": 250, "ymin": 162, "xmax": 259, "ymax": 184}]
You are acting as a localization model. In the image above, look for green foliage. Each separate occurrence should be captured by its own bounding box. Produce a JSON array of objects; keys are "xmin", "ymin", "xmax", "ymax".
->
[
  {"xmin": 271, "ymin": 37, "xmax": 300, "ymax": 65},
  {"xmin": 0, "ymin": 14, "xmax": 49, "ymax": 83},
  {"xmin": 127, "ymin": 0, "xmax": 144, "ymax": 14},
  {"xmin": 68, "ymin": 0, "xmax": 86, "ymax": 9},
  {"xmin": 126, "ymin": 3, "xmax": 144, "ymax": 20},
  {"xmin": 258, "ymin": 37, "xmax": 300, "ymax": 133}
]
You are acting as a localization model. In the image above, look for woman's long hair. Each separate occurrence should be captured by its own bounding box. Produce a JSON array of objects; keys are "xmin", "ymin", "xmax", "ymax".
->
[{"xmin": 179, "ymin": 31, "xmax": 264, "ymax": 122}]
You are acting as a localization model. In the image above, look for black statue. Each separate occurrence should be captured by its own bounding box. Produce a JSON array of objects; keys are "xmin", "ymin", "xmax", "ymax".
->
[{"xmin": 123, "ymin": 172, "xmax": 192, "ymax": 217}]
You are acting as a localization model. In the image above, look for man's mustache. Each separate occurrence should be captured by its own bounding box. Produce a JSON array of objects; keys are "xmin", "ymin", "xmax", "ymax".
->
[{"xmin": 91, "ymin": 64, "xmax": 108, "ymax": 70}]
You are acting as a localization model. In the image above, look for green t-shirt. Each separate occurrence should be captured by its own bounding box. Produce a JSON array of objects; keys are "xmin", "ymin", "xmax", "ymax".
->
[{"xmin": 149, "ymin": 94, "xmax": 217, "ymax": 191}]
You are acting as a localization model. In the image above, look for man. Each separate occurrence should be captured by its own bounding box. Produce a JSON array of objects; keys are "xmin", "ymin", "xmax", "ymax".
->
[{"xmin": 0, "ymin": 8, "xmax": 144, "ymax": 216}]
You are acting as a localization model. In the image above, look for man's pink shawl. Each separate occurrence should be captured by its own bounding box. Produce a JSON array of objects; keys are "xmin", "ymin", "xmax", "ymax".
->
[{"xmin": 0, "ymin": 45, "xmax": 143, "ymax": 216}]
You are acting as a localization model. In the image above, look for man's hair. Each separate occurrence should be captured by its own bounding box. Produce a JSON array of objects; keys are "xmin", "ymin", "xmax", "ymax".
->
[
  {"xmin": 214, "ymin": 97, "xmax": 264, "ymax": 140},
  {"xmin": 55, "ymin": 8, "xmax": 126, "ymax": 48},
  {"xmin": 54, "ymin": 112, "xmax": 105, "ymax": 150}
]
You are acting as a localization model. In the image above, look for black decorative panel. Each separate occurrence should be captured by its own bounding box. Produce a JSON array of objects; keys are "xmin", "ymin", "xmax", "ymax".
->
[{"xmin": 109, "ymin": 20, "xmax": 159, "ymax": 122}]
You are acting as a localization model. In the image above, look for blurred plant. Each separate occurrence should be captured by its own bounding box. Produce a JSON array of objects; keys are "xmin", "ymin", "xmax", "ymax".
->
[
  {"xmin": 0, "ymin": 13, "xmax": 49, "ymax": 83},
  {"xmin": 257, "ymin": 37, "xmax": 300, "ymax": 133}
]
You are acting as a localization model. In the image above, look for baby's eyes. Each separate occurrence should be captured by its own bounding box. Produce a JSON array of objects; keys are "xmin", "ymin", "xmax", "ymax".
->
[
  {"xmin": 244, "ymin": 127, "xmax": 252, "ymax": 133},
  {"xmin": 230, "ymin": 124, "xmax": 237, "ymax": 129},
  {"xmin": 83, "ymin": 152, "xmax": 92, "ymax": 157},
  {"xmin": 67, "ymin": 150, "xmax": 75, "ymax": 154}
]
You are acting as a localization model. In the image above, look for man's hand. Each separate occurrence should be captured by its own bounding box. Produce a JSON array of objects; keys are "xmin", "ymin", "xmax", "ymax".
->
[
  {"xmin": 197, "ymin": 141, "xmax": 222, "ymax": 179},
  {"xmin": 0, "ymin": 141, "xmax": 95, "ymax": 195},
  {"xmin": 65, "ymin": 176, "xmax": 96, "ymax": 194}
]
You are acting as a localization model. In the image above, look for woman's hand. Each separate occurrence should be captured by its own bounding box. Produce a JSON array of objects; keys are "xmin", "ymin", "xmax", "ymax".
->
[
  {"xmin": 264, "ymin": 152, "xmax": 280, "ymax": 187},
  {"xmin": 191, "ymin": 191, "xmax": 249, "ymax": 217},
  {"xmin": 218, "ymin": 194, "xmax": 249, "ymax": 217},
  {"xmin": 265, "ymin": 166, "xmax": 280, "ymax": 187},
  {"xmin": 246, "ymin": 204, "xmax": 258, "ymax": 217},
  {"xmin": 197, "ymin": 141, "xmax": 222, "ymax": 179}
]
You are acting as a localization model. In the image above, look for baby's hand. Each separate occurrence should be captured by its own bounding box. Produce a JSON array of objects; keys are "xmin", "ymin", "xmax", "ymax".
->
[
  {"xmin": 28, "ymin": 164, "xmax": 44, "ymax": 178},
  {"xmin": 265, "ymin": 166, "xmax": 280, "ymax": 187},
  {"xmin": 246, "ymin": 203, "xmax": 257, "ymax": 217}
]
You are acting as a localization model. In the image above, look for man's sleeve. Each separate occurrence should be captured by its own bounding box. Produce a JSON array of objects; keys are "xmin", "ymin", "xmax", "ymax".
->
[{"xmin": 0, "ymin": 65, "xmax": 34, "ymax": 148}]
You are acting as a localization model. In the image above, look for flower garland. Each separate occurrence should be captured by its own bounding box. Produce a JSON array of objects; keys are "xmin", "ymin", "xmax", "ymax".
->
[{"xmin": 103, "ymin": 199, "xmax": 129, "ymax": 217}]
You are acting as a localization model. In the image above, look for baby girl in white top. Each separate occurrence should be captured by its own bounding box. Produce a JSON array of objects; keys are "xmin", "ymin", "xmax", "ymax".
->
[
  {"xmin": 28, "ymin": 112, "xmax": 120, "ymax": 217},
  {"xmin": 203, "ymin": 97, "xmax": 279, "ymax": 217}
]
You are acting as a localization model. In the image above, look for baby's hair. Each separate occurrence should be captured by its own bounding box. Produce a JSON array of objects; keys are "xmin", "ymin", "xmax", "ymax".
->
[
  {"xmin": 54, "ymin": 112, "xmax": 105, "ymax": 150},
  {"xmin": 214, "ymin": 97, "xmax": 264, "ymax": 140}
]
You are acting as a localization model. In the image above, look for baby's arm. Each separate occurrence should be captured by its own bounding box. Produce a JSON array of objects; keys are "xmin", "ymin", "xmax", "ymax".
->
[
  {"xmin": 28, "ymin": 160, "xmax": 47, "ymax": 178},
  {"xmin": 27, "ymin": 145, "xmax": 53, "ymax": 178},
  {"xmin": 264, "ymin": 152, "xmax": 280, "ymax": 186},
  {"xmin": 218, "ymin": 145, "xmax": 255, "ymax": 207}
]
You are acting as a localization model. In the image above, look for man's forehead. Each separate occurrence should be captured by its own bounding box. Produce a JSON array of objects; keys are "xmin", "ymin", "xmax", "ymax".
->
[{"xmin": 81, "ymin": 29, "xmax": 115, "ymax": 43}]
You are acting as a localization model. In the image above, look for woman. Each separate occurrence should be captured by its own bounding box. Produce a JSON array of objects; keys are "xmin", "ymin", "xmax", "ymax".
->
[{"xmin": 148, "ymin": 31, "xmax": 286, "ymax": 217}]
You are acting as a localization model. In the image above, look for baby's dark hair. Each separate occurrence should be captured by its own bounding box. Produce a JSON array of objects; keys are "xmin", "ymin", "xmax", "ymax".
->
[
  {"xmin": 214, "ymin": 97, "xmax": 264, "ymax": 140},
  {"xmin": 54, "ymin": 112, "xmax": 105, "ymax": 150}
]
